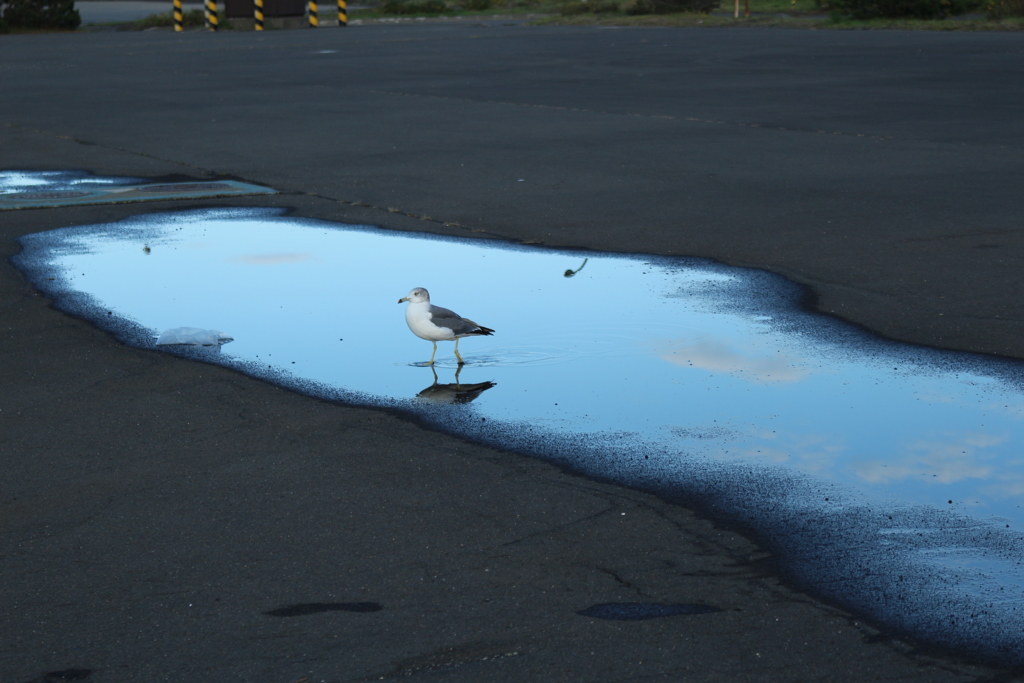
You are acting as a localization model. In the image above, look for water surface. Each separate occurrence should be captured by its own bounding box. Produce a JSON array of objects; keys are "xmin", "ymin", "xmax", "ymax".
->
[{"xmin": 15, "ymin": 206, "xmax": 1024, "ymax": 664}]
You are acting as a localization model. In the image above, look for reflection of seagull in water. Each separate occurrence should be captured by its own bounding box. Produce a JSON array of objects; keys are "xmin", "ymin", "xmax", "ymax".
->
[
  {"xmin": 416, "ymin": 366, "xmax": 496, "ymax": 404},
  {"xmin": 397, "ymin": 287, "xmax": 494, "ymax": 365}
]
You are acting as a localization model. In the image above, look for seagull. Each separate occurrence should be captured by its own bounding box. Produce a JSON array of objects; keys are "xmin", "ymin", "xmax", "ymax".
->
[{"xmin": 397, "ymin": 287, "xmax": 494, "ymax": 365}]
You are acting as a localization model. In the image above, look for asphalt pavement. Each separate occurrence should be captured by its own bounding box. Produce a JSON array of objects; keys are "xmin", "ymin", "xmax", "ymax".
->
[{"xmin": 2, "ymin": 21, "xmax": 1024, "ymax": 683}]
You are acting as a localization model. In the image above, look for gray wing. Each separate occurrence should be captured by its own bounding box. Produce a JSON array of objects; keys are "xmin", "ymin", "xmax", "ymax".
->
[{"xmin": 428, "ymin": 304, "xmax": 487, "ymax": 336}]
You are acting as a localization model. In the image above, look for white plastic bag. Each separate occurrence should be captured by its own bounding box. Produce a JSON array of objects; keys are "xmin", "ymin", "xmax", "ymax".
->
[{"xmin": 155, "ymin": 327, "xmax": 233, "ymax": 346}]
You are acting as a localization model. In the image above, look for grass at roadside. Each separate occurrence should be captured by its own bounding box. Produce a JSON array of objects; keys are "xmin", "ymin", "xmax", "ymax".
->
[
  {"xmin": 348, "ymin": 0, "xmax": 558, "ymax": 19},
  {"xmin": 118, "ymin": 1, "xmax": 548, "ymax": 27},
  {"xmin": 533, "ymin": 10, "xmax": 1024, "ymax": 27},
  {"xmin": 132, "ymin": 8, "xmax": 205, "ymax": 28},
  {"xmin": 348, "ymin": 0, "xmax": 1024, "ymax": 30},
  {"xmin": 114, "ymin": 0, "xmax": 1024, "ymax": 29},
  {"xmin": 119, "ymin": 8, "xmax": 237, "ymax": 29},
  {"xmin": 822, "ymin": 14, "xmax": 1024, "ymax": 27}
]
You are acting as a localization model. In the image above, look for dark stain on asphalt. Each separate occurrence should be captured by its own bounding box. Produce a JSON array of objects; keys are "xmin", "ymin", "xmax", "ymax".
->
[{"xmin": 264, "ymin": 602, "xmax": 383, "ymax": 617}]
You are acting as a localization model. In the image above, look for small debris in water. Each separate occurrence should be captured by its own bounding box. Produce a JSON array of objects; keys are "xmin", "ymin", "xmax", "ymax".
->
[{"xmin": 564, "ymin": 258, "xmax": 588, "ymax": 278}]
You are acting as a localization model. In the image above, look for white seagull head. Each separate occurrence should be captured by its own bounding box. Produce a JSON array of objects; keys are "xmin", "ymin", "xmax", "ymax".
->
[{"xmin": 398, "ymin": 287, "xmax": 430, "ymax": 304}]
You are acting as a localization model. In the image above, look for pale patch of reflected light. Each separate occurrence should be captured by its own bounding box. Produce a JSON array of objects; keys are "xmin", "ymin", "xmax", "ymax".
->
[
  {"xmin": 730, "ymin": 431, "xmax": 846, "ymax": 470},
  {"xmin": 0, "ymin": 172, "xmax": 50, "ymax": 191},
  {"xmin": 964, "ymin": 432, "xmax": 1009, "ymax": 449},
  {"xmin": 982, "ymin": 475, "xmax": 1024, "ymax": 499},
  {"xmin": 854, "ymin": 432, "xmax": 1009, "ymax": 484},
  {"xmin": 654, "ymin": 337, "xmax": 809, "ymax": 384},
  {"xmin": 0, "ymin": 170, "xmax": 139, "ymax": 194},
  {"xmin": 990, "ymin": 402, "xmax": 1024, "ymax": 420},
  {"xmin": 913, "ymin": 390, "xmax": 957, "ymax": 404},
  {"xmin": 232, "ymin": 253, "xmax": 320, "ymax": 265}
]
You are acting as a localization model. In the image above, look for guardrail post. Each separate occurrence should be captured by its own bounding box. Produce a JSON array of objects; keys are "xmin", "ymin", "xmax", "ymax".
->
[{"xmin": 205, "ymin": 0, "xmax": 219, "ymax": 29}]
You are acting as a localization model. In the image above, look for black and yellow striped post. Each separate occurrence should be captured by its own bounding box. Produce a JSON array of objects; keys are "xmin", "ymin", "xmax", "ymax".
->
[
  {"xmin": 205, "ymin": 0, "xmax": 219, "ymax": 29},
  {"xmin": 173, "ymin": 0, "xmax": 183, "ymax": 30},
  {"xmin": 337, "ymin": 0, "xmax": 346, "ymax": 26},
  {"xmin": 308, "ymin": 0, "xmax": 318, "ymax": 26},
  {"xmin": 254, "ymin": 0, "xmax": 264, "ymax": 29}
]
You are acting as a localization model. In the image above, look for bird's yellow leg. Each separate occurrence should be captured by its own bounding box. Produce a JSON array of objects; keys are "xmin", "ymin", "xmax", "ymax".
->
[
  {"xmin": 454, "ymin": 338, "xmax": 464, "ymax": 365},
  {"xmin": 428, "ymin": 342, "xmax": 437, "ymax": 365}
]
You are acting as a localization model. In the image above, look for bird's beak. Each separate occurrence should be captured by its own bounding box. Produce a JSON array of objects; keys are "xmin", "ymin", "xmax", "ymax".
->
[{"xmin": 398, "ymin": 297, "xmax": 409, "ymax": 304}]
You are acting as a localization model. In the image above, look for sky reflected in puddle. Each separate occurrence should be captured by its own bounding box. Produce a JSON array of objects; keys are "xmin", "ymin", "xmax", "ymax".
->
[
  {"xmin": 15, "ymin": 206, "xmax": 1024, "ymax": 664},
  {"xmin": 0, "ymin": 169, "xmax": 139, "ymax": 194}
]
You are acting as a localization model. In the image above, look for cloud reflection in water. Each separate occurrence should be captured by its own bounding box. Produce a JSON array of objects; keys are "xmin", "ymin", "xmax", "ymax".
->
[{"xmin": 655, "ymin": 337, "xmax": 809, "ymax": 383}]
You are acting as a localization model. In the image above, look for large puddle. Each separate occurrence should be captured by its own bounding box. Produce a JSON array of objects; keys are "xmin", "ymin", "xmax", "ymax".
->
[{"xmin": 14, "ymin": 203, "xmax": 1024, "ymax": 665}]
